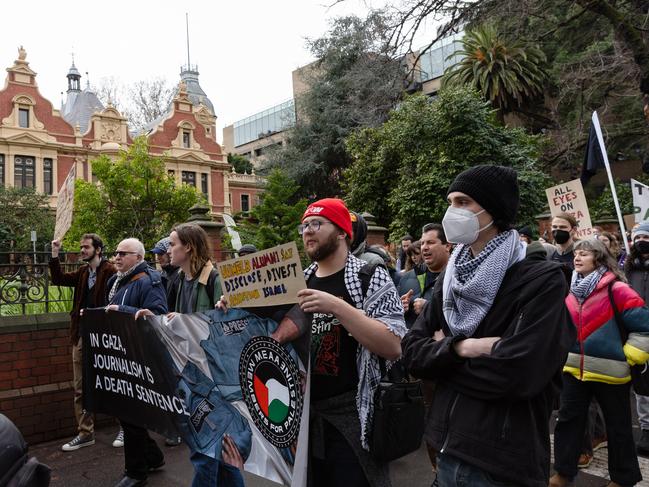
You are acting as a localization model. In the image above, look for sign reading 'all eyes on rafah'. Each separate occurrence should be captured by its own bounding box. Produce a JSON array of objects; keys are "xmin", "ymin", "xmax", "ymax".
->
[
  {"xmin": 545, "ymin": 178, "xmax": 593, "ymax": 239},
  {"xmin": 217, "ymin": 242, "xmax": 306, "ymax": 307}
]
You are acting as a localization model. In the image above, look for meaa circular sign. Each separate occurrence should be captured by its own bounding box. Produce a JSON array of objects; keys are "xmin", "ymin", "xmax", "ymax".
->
[{"xmin": 239, "ymin": 336, "xmax": 302, "ymax": 448}]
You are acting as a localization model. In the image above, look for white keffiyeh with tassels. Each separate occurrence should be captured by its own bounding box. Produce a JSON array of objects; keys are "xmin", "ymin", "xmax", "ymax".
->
[{"xmin": 304, "ymin": 253, "xmax": 407, "ymax": 450}]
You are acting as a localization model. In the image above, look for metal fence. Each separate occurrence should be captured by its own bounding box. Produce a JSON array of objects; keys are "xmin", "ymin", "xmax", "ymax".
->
[
  {"xmin": 0, "ymin": 251, "xmax": 81, "ymax": 316},
  {"xmin": 0, "ymin": 248, "xmax": 245, "ymax": 316}
]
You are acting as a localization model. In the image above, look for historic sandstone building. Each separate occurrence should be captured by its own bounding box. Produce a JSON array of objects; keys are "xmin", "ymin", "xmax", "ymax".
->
[{"xmin": 0, "ymin": 47, "xmax": 263, "ymax": 219}]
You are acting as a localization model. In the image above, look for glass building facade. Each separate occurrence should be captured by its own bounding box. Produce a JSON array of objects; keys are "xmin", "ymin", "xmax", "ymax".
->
[
  {"xmin": 419, "ymin": 32, "xmax": 464, "ymax": 82},
  {"xmin": 233, "ymin": 99, "xmax": 296, "ymax": 147}
]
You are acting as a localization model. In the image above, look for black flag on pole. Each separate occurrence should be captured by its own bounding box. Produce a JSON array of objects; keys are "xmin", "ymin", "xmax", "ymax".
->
[{"xmin": 580, "ymin": 123, "xmax": 606, "ymax": 186}]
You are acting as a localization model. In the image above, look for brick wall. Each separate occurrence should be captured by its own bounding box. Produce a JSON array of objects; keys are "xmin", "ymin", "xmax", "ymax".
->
[
  {"xmin": 0, "ymin": 313, "xmax": 112, "ymax": 444},
  {"xmin": 0, "ymin": 314, "xmax": 75, "ymax": 444}
]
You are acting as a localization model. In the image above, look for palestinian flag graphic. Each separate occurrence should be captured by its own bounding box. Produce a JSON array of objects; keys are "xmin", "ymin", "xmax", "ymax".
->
[
  {"xmin": 253, "ymin": 364, "xmax": 290, "ymax": 424},
  {"xmin": 240, "ymin": 336, "xmax": 303, "ymax": 448}
]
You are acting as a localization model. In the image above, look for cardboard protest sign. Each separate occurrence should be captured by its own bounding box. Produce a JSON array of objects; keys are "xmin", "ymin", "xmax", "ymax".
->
[
  {"xmin": 81, "ymin": 307, "xmax": 309, "ymax": 487},
  {"xmin": 53, "ymin": 164, "xmax": 76, "ymax": 241},
  {"xmin": 545, "ymin": 179, "xmax": 593, "ymax": 239},
  {"xmin": 631, "ymin": 179, "xmax": 649, "ymax": 223},
  {"xmin": 217, "ymin": 242, "xmax": 306, "ymax": 307}
]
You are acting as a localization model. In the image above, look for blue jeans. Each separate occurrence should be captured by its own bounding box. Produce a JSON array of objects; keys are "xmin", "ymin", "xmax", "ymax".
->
[
  {"xmin": 190, "ymin": 452, "xmax": 245, "ymax": 487},
  {"xmin": 436, "ymin": 454, "xmax": 518, "ymax": 487},
  {"xmin": 177, "ymin": 362, "xmax": 252, "ymax": 461}
]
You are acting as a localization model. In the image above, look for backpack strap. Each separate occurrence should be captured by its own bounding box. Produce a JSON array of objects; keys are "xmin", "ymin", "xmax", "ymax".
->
[
  {"xmin": 206, "ymin": 268, "xmax": 220, "ymax": 308},
  {"xmin": 129, "ymin": 272, "xmax": 147, "ymax": 283},
  {"xmin": 607, "ymin": 281, "xmax": 628, "ymax": 342},
  {"xmin": 358, "ymin": 262, "xmax": 381, "ymax": 298}
]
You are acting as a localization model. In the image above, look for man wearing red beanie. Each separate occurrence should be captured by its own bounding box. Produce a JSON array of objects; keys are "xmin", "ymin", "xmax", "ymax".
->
[{"xmin": 297, "ymin": 198, "xmax": 406, "ymax": 487}]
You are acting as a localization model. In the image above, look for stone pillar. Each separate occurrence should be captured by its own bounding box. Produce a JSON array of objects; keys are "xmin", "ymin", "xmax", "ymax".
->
[
  {"xmin": 186, "ymin": 203, "xmax": 226, "ymax": 262},
  {"xmin": 363, "ymin": 212, "xmax": 388, "ymax": 246}
]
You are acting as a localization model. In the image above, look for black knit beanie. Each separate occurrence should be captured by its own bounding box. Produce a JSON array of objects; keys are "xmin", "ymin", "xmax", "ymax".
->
[{"xmin": 447, "ymin": 165, "xmax": 519, "ymax": 226}]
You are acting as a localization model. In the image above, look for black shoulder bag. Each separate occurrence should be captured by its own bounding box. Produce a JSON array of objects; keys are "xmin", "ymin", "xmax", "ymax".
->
[
  {"xmin": 358, "ymin": 262, "xmax": 425, "ymax": 462},
  {"xmin": 607, "ymin": 281, "xmax": 649, "ymax": 396}
]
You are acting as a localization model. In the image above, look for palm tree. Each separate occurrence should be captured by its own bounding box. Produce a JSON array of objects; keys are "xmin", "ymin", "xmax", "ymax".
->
[{"xmin": 444, "ymin": 24, "xmax": 547, "ymax": 115}]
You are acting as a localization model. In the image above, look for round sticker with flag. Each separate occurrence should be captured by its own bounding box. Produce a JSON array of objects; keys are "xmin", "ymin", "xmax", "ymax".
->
[{"xmin": 239, "ymin": 336, "xmax": 302, "ymax": 448}]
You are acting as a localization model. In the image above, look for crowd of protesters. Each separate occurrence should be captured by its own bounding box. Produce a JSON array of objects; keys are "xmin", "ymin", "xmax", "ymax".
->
[{"xmin": 12, "ymin": 163, "xmax": 647, "ymax": 487}]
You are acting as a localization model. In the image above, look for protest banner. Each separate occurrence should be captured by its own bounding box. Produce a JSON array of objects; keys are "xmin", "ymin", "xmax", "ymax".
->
[
  {"xmin": 631, "ymin": 178, "xmax": 649, "ymax": 223},
  {"xmin": 81, "ymin": 307, "xmax": 309, "ymax": 487},
  {"xmin": 217, "ymin": 242, "xmax": 306, "ymax": 308},
  {"xmin": 545, "ymin": 179, "xmax": 593, "ymax": 239},
  {"xmin": 81, "ymin": 309, "xmax": 181, "ymax": 440},
  {"xmin": 53, "ymin": 164, "xmax": 76, "ymax": 241}
]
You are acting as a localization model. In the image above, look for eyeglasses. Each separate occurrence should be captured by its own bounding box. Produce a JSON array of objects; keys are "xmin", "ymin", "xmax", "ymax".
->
[
  {"xmin": 297, "ymin": 220, "xmax": 332, "ymax": 235},
  {"xmin": 112, "ymin": 251, "xmax": 139, "ymax": 258}
]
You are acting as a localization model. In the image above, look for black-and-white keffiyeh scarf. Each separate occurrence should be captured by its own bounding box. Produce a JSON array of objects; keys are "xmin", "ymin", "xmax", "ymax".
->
[
  {"xmin": 570, "ymin": 266, "xmax": 607, "ymax": 303},
  {"xmin": 443, "ymin": 230, "xmax": 526, "ymax": 337},
  {"xmin": 107, "ymin": 264, "xmax": 139, "ymax": 302},
  {"xmin": 304, "ymin": 253, "xmax": 407, "ymax": 450}
]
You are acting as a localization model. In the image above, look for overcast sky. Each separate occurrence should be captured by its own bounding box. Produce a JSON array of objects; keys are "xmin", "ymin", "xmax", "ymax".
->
[{"xmin": 0, "ymin": 0, "xmax": 433, "ymax": 143}]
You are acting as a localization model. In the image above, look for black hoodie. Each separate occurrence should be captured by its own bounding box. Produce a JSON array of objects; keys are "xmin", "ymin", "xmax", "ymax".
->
[{"xmin": 402, "ymin": 257, "xmax": 575, "ymax": 486}]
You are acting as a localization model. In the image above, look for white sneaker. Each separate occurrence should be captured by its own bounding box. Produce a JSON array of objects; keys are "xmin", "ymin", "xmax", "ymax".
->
[
  {"xmin": 112, "ymin": 428, "xmax": 124, "ymax": 448},
  {"xmin": 62, "ymin": 434, "xmax": 95, "ymax": 451}
]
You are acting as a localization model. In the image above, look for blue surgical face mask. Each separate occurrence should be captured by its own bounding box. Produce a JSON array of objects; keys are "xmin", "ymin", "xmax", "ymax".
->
[{"xmin": 442, "ymin": 206, "xmax": 493, "ymax": 245}]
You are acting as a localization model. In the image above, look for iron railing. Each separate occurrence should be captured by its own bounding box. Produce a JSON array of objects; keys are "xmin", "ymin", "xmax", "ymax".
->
[
  {"xmin": 0, "ymin": 251, "xmax": 81, "ymax": 316},
  {"xmin": 0, "ymin": 249, "xmax": 243, "ymax": 316}
]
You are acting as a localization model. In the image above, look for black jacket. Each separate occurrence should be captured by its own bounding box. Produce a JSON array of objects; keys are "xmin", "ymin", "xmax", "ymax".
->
[
  {"xmin": 402, "ymin": 257, "xmax": 575, "ymax": 487},
  {"xmin": 397, "ymin": 264, "xmax": 438, "ymax": 328},
  {"xmin": 626, "ymin": 259, "xmax": 649, "ymax": 302},
  {"xmin": 49, "ymin": 257, "xmax": 116, "ymax": 343}
]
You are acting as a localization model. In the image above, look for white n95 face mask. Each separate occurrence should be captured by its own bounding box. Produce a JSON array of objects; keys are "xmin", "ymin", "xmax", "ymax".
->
[{"xmin": 442, "ymin": 206, "xmax": 493, "ymax": 245}]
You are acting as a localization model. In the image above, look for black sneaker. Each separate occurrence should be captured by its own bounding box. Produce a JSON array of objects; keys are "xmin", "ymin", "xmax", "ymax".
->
[
  {"xmin": 637, "ymin": 429, "xmax": 649, "ymax": 454},
  {"xmin": 62, "ymin": 434, "xmax": 95, "ymax": 452}
]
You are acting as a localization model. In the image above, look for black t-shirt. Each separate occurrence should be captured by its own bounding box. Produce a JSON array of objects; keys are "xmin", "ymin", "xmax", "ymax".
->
[
  {"xmin": 308, "ymin": 267, "xmax": 359, "ymax": 401},
  {"xmin": 178, "ymin": 276, "xmax": 197, "ymax": 313}
]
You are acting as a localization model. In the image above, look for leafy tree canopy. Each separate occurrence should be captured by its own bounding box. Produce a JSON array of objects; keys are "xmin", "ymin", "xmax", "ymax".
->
[
  {"xmin": 0, "ymin": 187, "xmax": 54, "ymax": 251},
  {"xmin": 589, "ymin": 174, "xmax": 649, "ymax": 222},
  {"xmin": 263, "ymin": 11, "xmax": 405, "ymax": 199},
  {"xmin": 65, "ymin": 136, "xmax": 201, "ymax": 251},
  {"xmin": 344, "ymin": 87, "xmax": 550, "ymax": 238},
  {"xmin": 444, "ymin": 24, "xmax": 548, "ymax": 115},
  {"xmin": 227, "ymin": 153, "xmax": 253, "ymax": 174},
  {"xmin": 234, "ymin": 169, "xmax": 307, "ymax": 252}
]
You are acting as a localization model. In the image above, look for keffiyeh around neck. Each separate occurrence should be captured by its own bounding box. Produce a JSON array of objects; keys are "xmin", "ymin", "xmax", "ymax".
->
[
  {"xmin": 442, "ymin": 230, "xmax": 526, "ymax": 337},
  {"xmin": 108, "ymin": 263, "xmax": 139, "ymax": 302},
  {"xmin": 570, "ymin": 266, "xmax": 607, "ymax": 303}
]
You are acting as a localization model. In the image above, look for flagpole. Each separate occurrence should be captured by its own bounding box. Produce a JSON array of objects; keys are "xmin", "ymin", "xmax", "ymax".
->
[{"xmin": 591, "ymin": 111, "xmax": 631, "ymax": 255}]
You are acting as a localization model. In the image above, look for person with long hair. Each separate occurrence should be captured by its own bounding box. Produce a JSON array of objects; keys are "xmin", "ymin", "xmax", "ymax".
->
[
  {"xmin": 599, "ymin": 230, "xmax": 627, "ymax": 267},
  {"xmin": 403, "ymin": 240, "xmax": 422, "ymax": 272},
  {"xmin": 168, "ymin": 223, "xmax": 221, "ymax": 314},
  {"xmin": 551, "ymin": 238, "xmax": 649, "ymax": 487}
]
